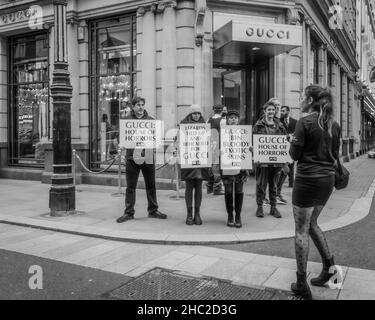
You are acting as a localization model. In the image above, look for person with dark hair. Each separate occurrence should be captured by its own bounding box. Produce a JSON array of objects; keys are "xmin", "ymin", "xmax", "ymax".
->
[
  {"xmin": 279, "ymin": 105, "xmax": 297, "ymax": 189},
  {"xmin": 221, "ymin": 110, "xmax": 248, "ymax": 228},
  {"xmin": 289, "ymin": 85, "xmax": 341, "ymax": 300},
  {"xmin": 254, "ymin": 101, "xmax": 287, "ymax": 219},
  {"xmin": 116, "ymin": 97, "xmax": 167, "ymax": 223},
  {"xmin": 179, "ymin": 105, "xmax": 209, "ymax": 225},
  {"xmin": 206, "ymin": 104, "xmax": 226, "ymax": 195}
]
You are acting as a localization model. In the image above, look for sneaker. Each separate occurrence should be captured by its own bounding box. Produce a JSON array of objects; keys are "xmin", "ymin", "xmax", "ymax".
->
[
  {"xmin": 116, "ymin": 214, "xmax": 134, "ymax": 223},
  {"xmin": 207, "ymin": 187, "xmax": 213, "ymax": 194},
  {"xmin": 148, "ymin": 211, "xmax": 167, "ymax": 219},
  {"xmin": 270, "ymin": 207, "xmax": 282, "ymax": 219},
  {"xmin": 277, "ymin": 195, "xmax": 288, "ymax": 205},
  {"xmin": 263, "ymin": 198, "xmax": 270, "ymax": 205},
  {"xmin": 256, "ymin": 206, "xmax": 264, "ymax": 218}
]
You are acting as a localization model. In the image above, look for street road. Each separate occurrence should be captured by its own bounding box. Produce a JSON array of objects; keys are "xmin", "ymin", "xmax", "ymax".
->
[
  {"xmin": 215, "ymin": 193, "xmax": 375, "ymax": 271},
  {"xmin": 0, "ymin": 249, "xmax": 131, "ymax": 300}
]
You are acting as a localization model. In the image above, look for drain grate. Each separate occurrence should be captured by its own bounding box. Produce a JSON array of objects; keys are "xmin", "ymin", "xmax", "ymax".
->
[{"xmin": 105, "ymin": 268, "xmax": 300, "ymax": 300}]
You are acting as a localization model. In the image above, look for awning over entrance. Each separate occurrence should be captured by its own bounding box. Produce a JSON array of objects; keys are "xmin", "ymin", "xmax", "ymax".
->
[{"xmin": 213, "ymin": 21, "xmax": 303, "ymax": 65}]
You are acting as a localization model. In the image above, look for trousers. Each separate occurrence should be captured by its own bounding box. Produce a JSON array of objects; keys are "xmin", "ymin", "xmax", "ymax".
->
[
  {"xmin": 125, "ymin": 160, "xmax": 158, "ymax": 216},
  {"xmin": 256, "ymin": 166, "xmax": 282, "ymax": 207}
]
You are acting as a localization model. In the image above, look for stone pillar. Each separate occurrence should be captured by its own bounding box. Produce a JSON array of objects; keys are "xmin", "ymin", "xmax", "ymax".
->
[
  {"xmin": 176, "ymin": 0, "xmax": 195, "ymax": 121},
  {"xmin": 78, "ymin": 20, "xmax": 89, "ymax": 143},
  {"xmin": 0, "ymin": 36, "xmax": 8, "ymax": 167},
  {"xmin": 49, "ymin": 0, "xmax": 75, "ymax": 216},
  {"xmin": 161, "ymin": 2, "xmax": 177, "ymax": 130},
  {"xmin": 341, "ymin": 72, "xmax": 348, "ymax": 137},
  {"xmin": 141, "ymin": 7, "xmax": 157, "ymax": 117},
  {"xmin": 318, "ymin": 45, "xmax": 327, "ymax": 86},
  {"xmin": 330, "ymin": 60, "xmax": 341, "ymax": 124}
]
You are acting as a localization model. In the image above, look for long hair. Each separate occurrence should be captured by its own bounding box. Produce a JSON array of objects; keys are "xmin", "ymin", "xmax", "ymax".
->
[{"xmin": 305, "ymin": 85, "xmax": 334, "ymax": 137}]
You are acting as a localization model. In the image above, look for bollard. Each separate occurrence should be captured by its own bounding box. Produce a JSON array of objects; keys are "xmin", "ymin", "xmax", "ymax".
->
[
  {"xmin": 72, "ymin": 149, "xmax": 76, "ymax": 186},
  {"xmin": 111, "ymin": 148, "xmax": 125, "ymax": 197},
  {"xmin": 174, "ymin": 160, "xmax": 180, "ymax": 199}
]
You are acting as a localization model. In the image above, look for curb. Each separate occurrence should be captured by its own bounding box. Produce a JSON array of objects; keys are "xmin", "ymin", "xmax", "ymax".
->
[{"xmin": 0, "ymin": 178, "xmax": 374, "ymax": 245}]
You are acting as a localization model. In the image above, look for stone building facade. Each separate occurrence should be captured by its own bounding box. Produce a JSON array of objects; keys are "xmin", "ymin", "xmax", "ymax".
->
[{"xmin": 0, "ymin": 0, "xmax": 373, "ymax": 185}]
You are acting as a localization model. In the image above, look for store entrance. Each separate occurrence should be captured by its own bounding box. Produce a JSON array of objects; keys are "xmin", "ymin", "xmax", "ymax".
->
[{"xmin": 213, "ymin": 58, "xmax": 270, "ymax": 125}]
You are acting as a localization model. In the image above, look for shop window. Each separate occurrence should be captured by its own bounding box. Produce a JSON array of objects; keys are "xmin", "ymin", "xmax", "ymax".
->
[
  {"xmin": 8, "ymin": 33, "xmax": 49, "ymax": 167},
  {"xmin": 89, "ymin": 15, "xmax": 136, "ymax": 168}
]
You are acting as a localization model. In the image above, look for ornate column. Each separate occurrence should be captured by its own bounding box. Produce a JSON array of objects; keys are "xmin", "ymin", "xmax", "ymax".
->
[{"xmin": 49, "ymin": 0, "xmax": 75, "ymax": 216}]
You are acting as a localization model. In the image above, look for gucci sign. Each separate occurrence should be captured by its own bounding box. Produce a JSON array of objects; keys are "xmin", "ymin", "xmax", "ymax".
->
[
  {"xmin": 246, "ymin": 27, "xmax": 291, "ymax": 40},
  {"xmin": 1, "ymin": 8, "xmax": 37, "ymax": 25}
]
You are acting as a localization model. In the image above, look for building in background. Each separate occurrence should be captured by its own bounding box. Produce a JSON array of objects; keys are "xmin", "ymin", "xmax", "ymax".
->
[
  {"xmin": 0, "ymin": 0, "xmax": 374, "ymax": 185},
  {"xmin": 359, "ymin": 0, "xmax": 375, "ymax": 153}
]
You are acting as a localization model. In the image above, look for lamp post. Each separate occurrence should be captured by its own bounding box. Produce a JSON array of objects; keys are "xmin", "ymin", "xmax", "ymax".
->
[{"xmin": 49, "ymin": 0, "xmax": 75, "ymax": 216}]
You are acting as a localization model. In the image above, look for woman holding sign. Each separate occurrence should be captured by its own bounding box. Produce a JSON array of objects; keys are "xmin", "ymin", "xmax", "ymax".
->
[
  {"xmin": 254, "ymin": 100, "xmax": 287, "ymax": 219},
  {"xmin": 289, "ymin": 86, "xmax": 341, "ymax": 300},
  {"xmin": 179, "ymin": 105, "xmax": 209, "ymax": 226},
  {"xmin": 221, "ymin": 110, "xmax": 249, "ymax": 228}
]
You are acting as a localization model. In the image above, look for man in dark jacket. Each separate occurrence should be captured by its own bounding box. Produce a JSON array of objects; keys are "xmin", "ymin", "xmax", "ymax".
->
[
  {"xmin": 206, "ymin": 105, "xmax": 226, "ymax": 195},
  {"xmin": 279, "ymin": 106, "xmax": 297, "ymax": 189},
  {"xmin": 116, "ymin": 97, "xmax": 167, "ymax": 223}
]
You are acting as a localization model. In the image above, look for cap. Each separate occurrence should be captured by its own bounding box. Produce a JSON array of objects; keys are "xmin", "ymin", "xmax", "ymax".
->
[{"xmin": 226, "ymin": 110, "xmax": 240, "ymax": 118}]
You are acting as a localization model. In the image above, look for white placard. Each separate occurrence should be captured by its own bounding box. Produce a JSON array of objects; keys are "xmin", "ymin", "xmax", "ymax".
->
[
  {"xmin": 119, "ymin": 120, "xmax": 163, "ymax": 149},
  {"xmin": 253, "ymin": 134, "xmax": 293, "ymax": 164},
  {"xmin": 179, "ymin": 124, "xmax": 212, "ymax": 168},
  {"xmin": 221, "ymin": 125, "xmax": 253, "ymax": 171}
]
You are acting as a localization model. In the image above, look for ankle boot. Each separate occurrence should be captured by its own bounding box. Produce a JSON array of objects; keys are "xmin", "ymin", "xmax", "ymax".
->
[
  {"xmin": 291, "ymin": 272, "xmax": 312, "ymax": 300},
  {"xmin": 194, "ymin": 207, "xmax": 202, "ymax": 225},
  {"xmin": 311, "ymin": 256, "xmax": 336, "ymax": 287},
  {"xmin": 234, "ymin": 193, "xmax": 244, "ymax": 228},
  {"xmin": 256, "ymin": 205, "xmax": 264, "ymax": 218},
  {"xmin": 225, "ymin": 193, "xmax": 234, "ymax": 227},
  {"xmin": 186, "ymin": 207, "xmax": 194, "ymax": 226}
]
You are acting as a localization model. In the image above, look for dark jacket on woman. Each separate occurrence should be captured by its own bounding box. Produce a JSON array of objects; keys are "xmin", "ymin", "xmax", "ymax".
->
[
  {"xmin": 179, "ymin": 114, "xmax": 210, "ymax": 181},
  {"xmin": 253, "ymin": 116, "xmax": 287, "ymax": 168}
]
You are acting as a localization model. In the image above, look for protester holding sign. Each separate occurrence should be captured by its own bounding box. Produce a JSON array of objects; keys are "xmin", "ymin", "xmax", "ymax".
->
[
  {"xmin": 289, "ymin": 86, "xmax": 341, "ymax": 300},
  {"xmin": 116, "ymin": 97, "xmax": 167, "ymax": 223},
  {"xmin": 179, "ymin": 105, "xmax": 209, "ymax": 226},
  {"xmin": 221, "ymin": 110, "xmax": 250, "ymax": 228},
  {"xmin": 253, "ymin": 100, "xmax": 287, "ymax": 219}
]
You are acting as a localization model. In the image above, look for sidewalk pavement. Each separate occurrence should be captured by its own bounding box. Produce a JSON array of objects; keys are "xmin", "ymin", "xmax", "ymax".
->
[
  {"xmin": 0, "ymin": 155, "xmax": 374, "ymax": 244},
  {"xmin": 0, "ymin": 223, "xmax": 374, "ymax": 300}
]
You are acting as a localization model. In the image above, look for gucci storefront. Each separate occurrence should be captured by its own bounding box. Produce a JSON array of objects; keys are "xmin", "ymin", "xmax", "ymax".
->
[{"xmin": 2, "ymin": 0, "xmax": 359, "ymax": 186}]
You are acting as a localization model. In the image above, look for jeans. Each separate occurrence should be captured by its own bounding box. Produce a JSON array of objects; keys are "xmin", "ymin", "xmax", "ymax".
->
[
  {"xmin": 206, "ymin": 164, "xmax": 222, "ymax": 191},
  {"xmin": 256, "ymin": 166, "xmax": 282, "ymax": 207},
  {"xmin": 124, "ymin": 160, "xmax": 158, "ymax": 216}
]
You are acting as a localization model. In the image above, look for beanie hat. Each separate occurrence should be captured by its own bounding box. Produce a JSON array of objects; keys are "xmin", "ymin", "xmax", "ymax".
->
[
  {"xmin": 190, "ymin": 104, "xmax": 202, "ymax": 114},
  {"xmin": 226, "ymin": 110, "xmax": 240, "ymax": 118},
  {"xmin": 213, "ymin": 104, "xmax": 225, "ymax": 113}
]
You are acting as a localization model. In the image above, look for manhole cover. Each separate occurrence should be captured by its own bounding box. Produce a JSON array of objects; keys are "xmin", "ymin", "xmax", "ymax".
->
[{"xmin": 104, "ymin": 268, "xmax": 301, "ymax": 300}]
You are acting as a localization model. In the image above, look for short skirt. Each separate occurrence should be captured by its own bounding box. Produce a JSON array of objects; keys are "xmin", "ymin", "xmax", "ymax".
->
[{"xmin": 292, "ymin": 175, "xmax": 335, "ymax": 208}]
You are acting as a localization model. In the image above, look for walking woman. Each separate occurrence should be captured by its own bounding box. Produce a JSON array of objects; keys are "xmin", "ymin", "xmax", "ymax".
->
[
  {"xmin": 179, "ymin": 105, "xmax": 209, "ymax": 225},
  {"xmin": 289, "ymin": 85, "xmax": 341, "ymax": 299},
  {"xmin": 222, "ymin": 110, "xmax": 248, "ymax": 228},
  {"xmin": 254, "ymin": 100, "xmax": 287, "ymax": 219}
]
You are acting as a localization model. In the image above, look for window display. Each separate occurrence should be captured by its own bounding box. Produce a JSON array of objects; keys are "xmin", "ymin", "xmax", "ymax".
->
[
  {"xmin": 9, "ymin": 33, "xmax": 49, "ymax": 166},
  {"xmin": 90, "ymin": 16, "xmax": 136, "ymax": 168}
]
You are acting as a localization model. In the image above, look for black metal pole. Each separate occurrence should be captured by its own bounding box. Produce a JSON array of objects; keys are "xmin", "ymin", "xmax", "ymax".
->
[{"xmin": 49, "ymin": 0, "xmax": 75, "ymax": 216}]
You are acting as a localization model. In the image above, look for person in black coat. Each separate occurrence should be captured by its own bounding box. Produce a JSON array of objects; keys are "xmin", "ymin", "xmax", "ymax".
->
[
  {"xmin": 280, "ymin": 106, "xmax": 297, "ymax": 188},
  {"xmin": 116, "ymin": 97, "xmax": 167, "ymax": 223},
  {"xmin": 221, "ymin": 110, "xmax": 249, "ymax": 228},
  {"xmin": 179, "ymin": 105, "xmax": 209, "ymax": 226}
]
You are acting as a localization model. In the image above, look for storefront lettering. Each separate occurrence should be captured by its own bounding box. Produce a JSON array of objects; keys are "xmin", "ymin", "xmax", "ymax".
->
[
  {"xmin": 246, "ymin": 27, "xmax": 290, "ymax": 40},
  {"xmin": 1, "ymin": 8, "xmax": 37, "ymax": 25}
]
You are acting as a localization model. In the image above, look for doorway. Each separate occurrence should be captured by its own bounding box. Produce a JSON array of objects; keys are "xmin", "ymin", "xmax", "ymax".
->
[{"xmin": 213, "ymin": 59, "xmax": 270, "ymax": 125}]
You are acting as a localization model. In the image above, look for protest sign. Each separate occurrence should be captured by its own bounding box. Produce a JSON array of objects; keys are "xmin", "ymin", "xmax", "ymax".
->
[
  {"xmin": 179, "ymin": 124, "xmax": 211, "ymax": 168},
  {"xmin": 119, "ymin": 120, "xmax": 163, "ymax": 149},
  {"xmin": 221, "ymin": 125, "xmax": 253, "ymax": 171},
  {"xmin": 253, "ymin": 134, "xmax": 293, "ymax": 164}
]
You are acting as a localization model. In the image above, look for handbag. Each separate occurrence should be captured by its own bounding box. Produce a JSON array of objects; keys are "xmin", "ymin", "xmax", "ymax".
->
[{"xmin": 333, "ymin": 157, "xmax": 350, "ymax": 190}]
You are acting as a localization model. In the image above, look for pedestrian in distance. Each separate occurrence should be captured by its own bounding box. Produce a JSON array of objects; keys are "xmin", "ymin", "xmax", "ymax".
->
[
  {"xmin": 116, "ymin": 97, "xmax": 167, "ymax": 223},
  {"xmin": 254, "ymin": 100, "xmax": 287, "ymax": 219},
  {"xmin": 179, "ymin": 105, "xmax": 209, "ymax": 226},
  {"xmin": 289, "ymin": 85, "xmax": 341, "ymax": 300},
  {"xmin": 206, "ymin": 104, "xmax": 226, "ymax": 195},
  {"xmin": 221, "ymin": 110, "xmax": 249, "ymax": 228}
]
